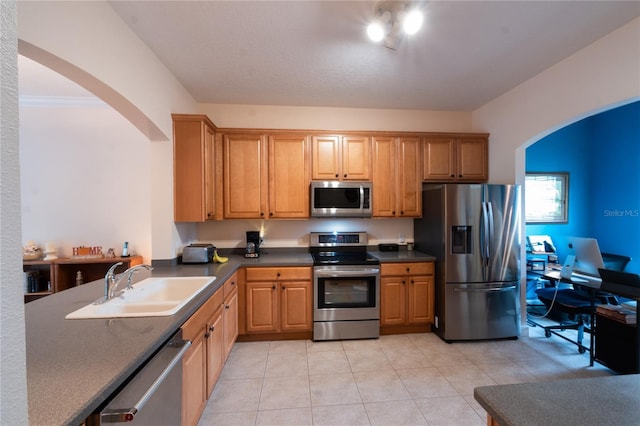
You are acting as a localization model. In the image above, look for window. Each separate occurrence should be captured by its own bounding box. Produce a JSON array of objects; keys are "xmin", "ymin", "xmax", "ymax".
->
[{"xmin": 525, "ymin": 173, "xmax": 569, "ymax": 223}]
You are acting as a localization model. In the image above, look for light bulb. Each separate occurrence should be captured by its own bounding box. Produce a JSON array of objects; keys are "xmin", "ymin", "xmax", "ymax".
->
[
  {"xmin": 367, "ymin": 21, "xmax": 385, "ymax": 42},
  {"xmin": 402, "ymin": 9, "xmax": 423, "ymax": 35}
]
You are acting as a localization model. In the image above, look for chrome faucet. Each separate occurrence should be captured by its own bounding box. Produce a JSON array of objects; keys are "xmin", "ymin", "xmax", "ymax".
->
[
  {"xmin": 98, "ymin": 262, "xmax": 123, "ymax": 304},
  {"xmin": 109, "ymin": 264, "xmax": 154, "ymax": 299}
]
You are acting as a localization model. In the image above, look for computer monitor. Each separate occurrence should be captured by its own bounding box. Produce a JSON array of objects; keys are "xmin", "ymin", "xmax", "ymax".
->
[{"xmin": 567, "ymin": 237, "xmax": 605, "ymax": 277}]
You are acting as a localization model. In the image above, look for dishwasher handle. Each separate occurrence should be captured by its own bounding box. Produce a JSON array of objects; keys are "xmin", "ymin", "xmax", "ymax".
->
[{"xmin": 101, "ymin": 339, "xmax": 191, "ymax": 423}]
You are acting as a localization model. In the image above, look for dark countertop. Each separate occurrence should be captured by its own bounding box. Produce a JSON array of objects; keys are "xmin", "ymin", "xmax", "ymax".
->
[
  {"xmin": 369, "ymin": 249, "xmax": 436, "ymax": 263},
  {"xmin": 474, "ymin": 374, "xmax": 640, "ymax": 426},
  {"xmin": 25, "ymin": 249, "xmax": 434, "ymax": 425}
]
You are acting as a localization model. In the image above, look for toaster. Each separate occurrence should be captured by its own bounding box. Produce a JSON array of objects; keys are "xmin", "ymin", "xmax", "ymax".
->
[{"xmin": 182, "ymin": 243, "xmax": 215, "ymax": 264}]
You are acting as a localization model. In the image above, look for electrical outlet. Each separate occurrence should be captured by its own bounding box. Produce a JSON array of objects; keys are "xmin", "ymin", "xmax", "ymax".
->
[{"xmin": 399, "ymin": 234, "xmax": 406, "ymax": 243}]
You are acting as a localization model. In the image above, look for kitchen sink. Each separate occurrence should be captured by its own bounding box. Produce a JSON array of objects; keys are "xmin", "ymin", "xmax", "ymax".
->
[{"xmin": 65, "ymin": 276, "xmax": 216, "ymax": 319}]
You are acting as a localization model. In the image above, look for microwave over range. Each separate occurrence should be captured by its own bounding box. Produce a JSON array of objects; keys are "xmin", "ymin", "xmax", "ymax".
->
[{"xmin": 310, "ymin": 181, "xmax": 372, "ymax": 218}]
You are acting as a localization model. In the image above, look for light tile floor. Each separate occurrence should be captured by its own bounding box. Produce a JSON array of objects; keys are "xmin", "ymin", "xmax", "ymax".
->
[{"xmin": 198, "ymin": 324, "xmax": 614, "ymax": 426}]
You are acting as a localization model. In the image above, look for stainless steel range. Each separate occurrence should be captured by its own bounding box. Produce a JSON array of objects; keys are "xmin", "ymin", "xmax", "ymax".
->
[{"xmin": 310, "ymin": 231, "xmax": 380, "ymax": 341}]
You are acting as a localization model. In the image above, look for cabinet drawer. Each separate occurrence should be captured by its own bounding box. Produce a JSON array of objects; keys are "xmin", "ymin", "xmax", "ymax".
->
[
  {"xmin": 224, "ymin": 271, "xmax": 239, "ymax": 298},
  {"xmin": 181, "ymin": 287, "xmax": 223, "ymax": 341},
  {"xmin": 381, "ymin": 262, "xmax": 434, "ymax": 276},
  {"xmin": 245, "ymin": 266, "xmax": 312, "ymax": 282}
]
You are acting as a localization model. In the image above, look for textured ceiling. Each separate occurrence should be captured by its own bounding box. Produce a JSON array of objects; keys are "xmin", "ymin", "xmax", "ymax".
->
[{"xmin": 22, "ymin": 1, "xmax": 640, "ymax": 112}]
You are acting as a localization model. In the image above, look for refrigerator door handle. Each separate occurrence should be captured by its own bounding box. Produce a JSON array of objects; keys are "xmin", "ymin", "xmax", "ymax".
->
[
  {"xmin": 480, "ymin": 202, "xmax": 491, "ymax": 274},
  {"xmin": 453, "ymin": 285, "xmax": 516, "ymax": 293},
  {"xmin": 486, "ymin": 201, "xmax": 494, "ymax": 262}
]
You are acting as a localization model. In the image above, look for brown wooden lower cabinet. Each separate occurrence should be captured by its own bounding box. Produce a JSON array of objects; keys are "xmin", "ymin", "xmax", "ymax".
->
[
  {"xmin": 380, "ymin": 262, "xmax": 435, "ymax": 334},
  {"xmin": 182, "ymin": 331, "xmax": 207, "ymax": 426},
  {"xmin": 244, "ymin": 266, "xmax": 313, "ymax": 334},
  {"xmin": 181, "ymin": 288, "xmax": 222, "ymax": 426},
  {"xmin": 222, "ymin": 272, "xmax": 239, "ymax": 358}
]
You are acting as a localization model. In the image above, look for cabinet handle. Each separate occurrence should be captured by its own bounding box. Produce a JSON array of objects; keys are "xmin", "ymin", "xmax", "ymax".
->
[
  {"xmin": 400, "ymin": 211, "xmax": 404, "ymax": 215},
  {"xmin": 276, "ymin": 272, "xmax": 281, "ymax": 277},
  {"xmin": 260, "ymin": 212, "xmax": 265, "ymax": 217},
  {"xmin": 406, "ymin": 267, "xmax": 410, "ymax": 272},
  {"xmin": 225, "ymin": 304, "xmax": 230, "ymax": 310},
  {"xmin": 207, "ymin": 212, "xmax": 213, "ymax": 218},
  {"xmin": 335, "ymin": 173, "xmax": 339, "ymax": 178},
  {"xmin": 392, "ymin": 211, "xmax": 396, "ymax": 215},
  {"xmin": 411, "ymin": 280, "xmax": 415, "ymax": 285},
  {"xmin": 459, "ymin": 174, "xmax": 463, "ymax": 178},
  {"xmin": 270, "ymin": 212, "xmax": 273, "ymax": 217},
  {"xmin": 343, "ymin": 174, "xmax": 347, "ymax": 178},
  {"xmin": 282, "ymin": 286, "xmax": 286, "ymax": 290},
  {"xmin": 402, "ymin": 280, "xmax": 406, "ymax": 285},
  {"xmin": 272, "ymin": 285, "xmax": 276, "ymax": 290},
  {"xmin": 204, "ymin": 332, "xmax": 210, "ymax": 339},
  {"xmin": 231, "ymin": 281, "xmax": 236, "ymax": 286},
  {"xmin": 450, "ymin": 174, "xmax": 455, "ymax": 177},
  {"xmin": 209, "ymin": 325, "xmax": 215, "ymax": 332}
]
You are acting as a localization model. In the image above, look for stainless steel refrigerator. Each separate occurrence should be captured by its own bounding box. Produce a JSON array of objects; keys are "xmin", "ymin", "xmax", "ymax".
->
[{"xmin": 414, "ymin": 184, "xmax": 521, "ymax": 341}]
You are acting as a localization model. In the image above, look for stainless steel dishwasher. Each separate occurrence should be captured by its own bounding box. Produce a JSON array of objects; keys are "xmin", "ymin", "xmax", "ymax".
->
[{"xmin": 88, "ymin": 331, "xmax": 190, "ymax": 425}]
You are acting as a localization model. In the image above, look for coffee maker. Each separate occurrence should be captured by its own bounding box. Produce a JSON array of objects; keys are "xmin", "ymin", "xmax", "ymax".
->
[{"xmin": 245, "ymin": 231, "xmax": 262, "ymax": 258}]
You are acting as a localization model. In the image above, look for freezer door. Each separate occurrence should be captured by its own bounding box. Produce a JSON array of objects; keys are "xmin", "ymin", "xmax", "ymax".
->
[{"xmin": 441, "ymin": 282, "xmax": 520, "ymax": 341}]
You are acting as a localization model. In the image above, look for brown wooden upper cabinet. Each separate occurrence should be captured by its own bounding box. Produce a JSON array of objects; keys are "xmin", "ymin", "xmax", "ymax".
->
[
  {"xmin": 312, "ymin": 135, "xmax": 371, "ymax": 181},
  {"xmin": 223, "ymin": 133, "xmax": 268, "ymax": 219},
  {"xmin": 222, "ymin": 132, "xmax": 310, "ymax": 219},
  {"xmin": 423, "ymin": 136, "xmax": 488, "ymax": 182},
  {"xmin": 268, "ymin": 134, "xmax": 310, "ymax": 218},
  {"xmin": 372, "ymin": 136, "xmax": 422, "ymax": 218},
  {"xmin": 173, "ymin": 114, "xmax": 219, "ymax": 222}
]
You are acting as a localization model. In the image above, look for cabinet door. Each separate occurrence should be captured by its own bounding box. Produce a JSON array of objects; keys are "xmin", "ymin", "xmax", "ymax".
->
[
  {"xmin": 407, "ymin": 275, "xmax": 434, "ymax": 324},
  {"xmin": 173, "ymin": 115, "xmax": 217, "ymax": 222},
  {"xmin": 268, "ymin": 135, "xmax": 310, "ymax": 218},
  {"xmin": 342, "ymin": 135, "xmax": 370, "ymax": 180},
  {"xmin": 280, "ymin": 281, "xmax": 312, "ymax": 332},
  {"xmin": 223, "ymin": 134, "xmax": 268, "ymax": 218},
  {"xmin": 312, "ymin": 135, "xmax": 341, "ymax": 180},
  {"xmin": 246, "ymin": 282, "xmax": 278, "ymax": 332},
  {"xmin": 206, "ymin": 311, "xmax": 224, "ymax": 397},
  {"xmin": 223, "ymin": 287, "xmax": 238, "ymax": 359},
  {"xmin": 457, "ymin": 138, "xmax": 488, "ymax": 181},
  {"xmin": 397, "ymin": 137, "xmax": 422, "ymax": 217},
  {"xmin": 182, "ymin": 335, "xmax": 206, "ymax": 426},
  {"xmin": 423, "ymin": 137, "xmax": 456, "ymax": 181},
  {"xmin": 380, "ymin": 277, "xmax": 406, "ymax": 326},
  {"xmin": 372, "ymin": 136, "xmax": 396, "ymax": 217}
]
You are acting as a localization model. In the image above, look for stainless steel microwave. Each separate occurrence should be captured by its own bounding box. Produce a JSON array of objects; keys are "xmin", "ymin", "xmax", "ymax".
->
[{"xmin": 310, "ymin": 181, "xmax": 372, "ymax": 218}]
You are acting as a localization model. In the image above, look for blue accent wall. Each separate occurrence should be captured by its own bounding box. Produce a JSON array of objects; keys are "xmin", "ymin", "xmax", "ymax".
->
[{"xmin": 526, "ymin": 101, "xmax": 640, "ymax": 273}]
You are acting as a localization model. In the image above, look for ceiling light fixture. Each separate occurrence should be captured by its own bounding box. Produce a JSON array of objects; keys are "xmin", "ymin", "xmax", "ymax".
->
[{"xmin": 366, "ymin": 1, "xmax": 424, "ymax": 50}]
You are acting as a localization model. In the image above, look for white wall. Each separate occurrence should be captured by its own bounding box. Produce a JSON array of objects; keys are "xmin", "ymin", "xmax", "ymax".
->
[
  {"xmin": 473, "ymin": 17, "xmax": 640, "ymax": 184},
  {"xmin": 1, "ymin": 2, "xmax": 29, "ymax": 424},
  {"xmin": 17, "ymin": 0, "xmax": 198, "ymax": 261},
  {"xmin": 194, "ymin": 218, "xmax": 414, "ymax": 250},
  {"xmin": 19, "ymin": 96, "xmax": 152, "ymax": 260},
  {"xmin": 201, "ymin": 103, "xmax": 473, "ymax": 132}
]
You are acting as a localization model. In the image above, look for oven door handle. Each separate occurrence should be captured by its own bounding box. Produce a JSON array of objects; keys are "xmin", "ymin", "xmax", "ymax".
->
[{"xmin": 314, "ymin": 269, "xmax": 380, "ymax": 278}]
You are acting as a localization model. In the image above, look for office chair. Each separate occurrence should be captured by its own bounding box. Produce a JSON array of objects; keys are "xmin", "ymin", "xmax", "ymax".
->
[{"xmin": 534, "ymin": 253, "xmax": 631, "ymax": 353}]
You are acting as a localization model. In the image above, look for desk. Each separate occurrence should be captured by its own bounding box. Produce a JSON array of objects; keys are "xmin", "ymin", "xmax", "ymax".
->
[
  {"xmin": 474, "ymin": 374, "xmax": 640, "ymax": 426},
  {"xmin": 529, "ymin": 266, "xmax": 640, "ymax": 372}
]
